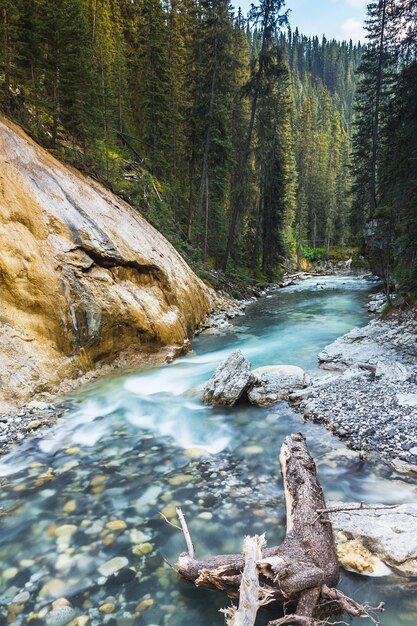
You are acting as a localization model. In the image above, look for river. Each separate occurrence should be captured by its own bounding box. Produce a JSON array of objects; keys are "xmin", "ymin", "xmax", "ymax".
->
[{"xmin": 0, "ymin": 275, "xmax": 416, "ymax": 626}]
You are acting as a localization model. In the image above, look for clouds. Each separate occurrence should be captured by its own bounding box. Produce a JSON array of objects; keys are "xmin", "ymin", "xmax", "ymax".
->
[
  {"xmin": 236, "ymin": 0, "xmax": 368, "ymax": 43},
  {"xmin": 342, "ymin": 17, "xmax": 365, "ymax": 40}
]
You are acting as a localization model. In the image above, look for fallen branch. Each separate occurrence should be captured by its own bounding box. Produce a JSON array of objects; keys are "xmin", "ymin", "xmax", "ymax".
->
[
  {"xmin": 176, "ymin": 506, "xmax": 195, "ymax": 559},
  {"xmin": 318, "ymin": 504, "xmax": 397, "ymax": 514},
  {"xmin": 171, "ymin": 433, "xmax": 384, "ymax": 624},
  {"xmin": 221, "ymin": 534, "xmax": 272, "ymax": 626}
]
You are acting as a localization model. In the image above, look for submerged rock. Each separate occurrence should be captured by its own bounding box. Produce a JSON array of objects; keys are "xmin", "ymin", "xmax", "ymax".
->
[
  {"xmin": 248, "ymin": 365, "xmax": 310, "ymax": 407},
  {"xmin": 0, "ymin": 116, "xmax": 211, "ymax": 412},
  {"xmin": 203, "ymin": 350, "xmax": 253, "ymax": 406},
  {"xmin": 331, "ymin": 502, "xmax": 417, "ymax": 577}
]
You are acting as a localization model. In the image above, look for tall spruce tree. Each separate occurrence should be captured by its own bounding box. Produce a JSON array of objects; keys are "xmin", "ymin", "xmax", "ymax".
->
[{"xmin": 221, "ymin": 0, "xmax": 288, "ymax": 271}]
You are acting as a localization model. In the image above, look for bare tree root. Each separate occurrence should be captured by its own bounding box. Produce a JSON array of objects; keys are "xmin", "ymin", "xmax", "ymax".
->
[{"xmin": 168, "ymin": 433, "xmax": 384, "ymax": 626}]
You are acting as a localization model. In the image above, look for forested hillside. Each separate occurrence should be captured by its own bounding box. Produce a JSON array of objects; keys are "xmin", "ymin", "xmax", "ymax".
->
[
  {"xmin": 0, "ymin": 0, "xmax": 362, "ymax": 281},
  {"xmin": 352, "ymin": 0, "xmax": 417, "ymax": 294}
]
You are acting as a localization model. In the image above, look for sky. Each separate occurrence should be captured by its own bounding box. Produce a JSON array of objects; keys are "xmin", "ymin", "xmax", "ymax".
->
[{"xmin": 236, "ymin": 0, "xmax": 368, "ymax": 43}]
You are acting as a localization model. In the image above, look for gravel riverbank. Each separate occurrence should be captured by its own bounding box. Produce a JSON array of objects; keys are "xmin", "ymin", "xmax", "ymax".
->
[{"xmin": 291, "ymin": 295, "xmax": 417, "ymax": 474}]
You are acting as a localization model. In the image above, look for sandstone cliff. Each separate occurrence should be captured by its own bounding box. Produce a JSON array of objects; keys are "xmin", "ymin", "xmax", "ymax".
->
[{"xmin": 0, "ymin": 117, "xmax": 211, "ymax": 411}]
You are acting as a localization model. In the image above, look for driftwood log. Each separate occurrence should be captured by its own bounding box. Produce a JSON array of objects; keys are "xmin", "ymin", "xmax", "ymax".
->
[{"xmin": 173, "ymin": 433, "xmax": 384, "ymax": 625}]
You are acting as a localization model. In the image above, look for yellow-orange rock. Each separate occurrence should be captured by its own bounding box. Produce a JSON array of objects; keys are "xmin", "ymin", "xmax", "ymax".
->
[{"xmin": 0, "ymin": 116, "xmax": 211, "ymax": 411}]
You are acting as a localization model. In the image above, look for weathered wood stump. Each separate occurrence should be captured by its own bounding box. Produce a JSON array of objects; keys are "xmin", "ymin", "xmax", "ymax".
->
[{"xmin": 173, "ymin": 433, "xmax": 384, "ymax": 625}]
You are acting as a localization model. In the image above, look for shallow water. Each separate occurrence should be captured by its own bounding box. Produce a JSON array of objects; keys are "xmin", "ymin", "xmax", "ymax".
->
[{"xmin": 0, "ymin": 275, "xmax": 416, "ymax": 626}]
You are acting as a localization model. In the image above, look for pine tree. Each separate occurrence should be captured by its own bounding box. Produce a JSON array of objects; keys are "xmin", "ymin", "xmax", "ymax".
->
[
  {"xmin": 134, "ymin": 0, "xmax": 170, "ymax": 176},
  {"xmin": 351, "ymin": 0, "xmax": 395, "ymax": 237},
  {"xmin": 222, "ymin": 0, "xmax": 288, "ymax": 271}
]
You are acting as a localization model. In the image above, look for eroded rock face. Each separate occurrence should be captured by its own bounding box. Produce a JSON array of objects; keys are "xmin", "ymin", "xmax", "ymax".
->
[
  {"xmin": 247, "ymin": 365, "xmax": 310, "ymax": 407},
  {"xmin": 331, "ymin": 502, "xmax": 417, "ymax": 577},
  {"xmin": 203, "ymin": 350, "xmax": 253, "ymax": 406},
  {"xmin": 0, "ymin": 117, "xmax": 211, "ymax": 411}
]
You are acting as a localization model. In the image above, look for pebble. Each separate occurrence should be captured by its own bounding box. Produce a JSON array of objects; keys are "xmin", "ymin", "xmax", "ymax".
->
[
  {"xmin": 242, "ymin": 445, "xmax": 263, "ymax": 455},
  {"xmin": 168, "ymin": 473, "xmax": 193, "ymax": 486},
  {"xmin": 129, "ymin": 529, "xmax": 151, "ymax": 544},
  {"xmin": 63, "ymin": 500, "xmax": 77, "ymax": 513},
  {"xmin": 184, "ymin": 447, "xmax": 210, "ymax": 459},
  {"xmin": 46, "ymin": 605, "xmax": 76, "ymax": 626},
  {"xmin": 68, "ymin": 617, "xmax": 89, "ymax": 626},
  {"xmin": 3, "ymin": 567, "xmax": 18, "ymax": 581},
  {"xmin": 90, "ymin": 474, "xmax": 107, "ymax": 487},
  {"xmin": 39, "ymin": 579, "xmax": 68, "ymax": 599},
  {"xmin": 136, "ymin": 598, "xmax": 154, "ymax": 612},
  {"xmin": 132, "ymin": 542, "xmax": 154, "ymax": 556},
  {"xmin": 197, "ymin": 512, "xmax": 213, "ymax": 521},
  {"xmin": 98, "ymin": 557, "xmax": 129, "ymax": 577},
  {"xmin": 161, "ymin": 505, "xmax": 177, "ymax": 518},
  {"xmin": 99, "ymin": 603, "xmax": 115, "ymax": 614},
  {"xmin": 105, "ymin": 520, "xmax": 127, "ymax": 531},
  {"xmin": 13, "ymin": 590, "xmax": 30, "ymax": 603}
]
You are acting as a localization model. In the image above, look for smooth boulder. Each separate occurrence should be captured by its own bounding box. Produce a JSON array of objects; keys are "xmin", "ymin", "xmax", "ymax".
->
[
  {"xmin": 203, "ymin": 350, "xmax": 253, "ymax": 406},
  {"xmin": 247, "ymin": 365, "xmax": 310, "ymax": 407}
]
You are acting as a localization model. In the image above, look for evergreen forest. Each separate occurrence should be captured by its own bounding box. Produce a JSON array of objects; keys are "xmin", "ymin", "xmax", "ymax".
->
[{"xmin": 0, "ymin": 0, "xmax": 416, "ymax": 291}]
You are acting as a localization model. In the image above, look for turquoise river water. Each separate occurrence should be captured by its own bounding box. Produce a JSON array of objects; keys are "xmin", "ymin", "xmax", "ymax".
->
[{"xmin": 0, "ymin": 275, "xmax": 416, "ymax": 626}]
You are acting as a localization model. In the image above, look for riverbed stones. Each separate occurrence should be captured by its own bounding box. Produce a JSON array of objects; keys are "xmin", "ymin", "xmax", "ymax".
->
[
  {"xmin": 247, "ymin": 365, "xmax": 310, "ymax": 406},
  {"xmin": 330, "ymin": 502, "xmax": 417, "ymax": 577},
  {"xmin": 297, "ymin": 302, "xmax": 417, "ymax": 465},
  {"xmin": 203, "ymin": 350, "xmax": 253, "ymax": 406}
]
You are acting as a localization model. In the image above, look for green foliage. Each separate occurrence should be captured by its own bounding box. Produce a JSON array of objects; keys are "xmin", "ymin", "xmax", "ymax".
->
[
  {"xmin": 352, "ymin": 0, "xmax": 417, "ymax": 293},
  {"xmin": 300, "ymin": 245, "xmax": 325, "ymax": 263},
  {"xmin": 0, "ymin": 0, "xmax": 367, "ymax": 284}
]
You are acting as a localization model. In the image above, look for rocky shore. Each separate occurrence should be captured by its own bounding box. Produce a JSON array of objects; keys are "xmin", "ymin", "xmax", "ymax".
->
[{"xmin": 291, "ymin": 295, "xmax": 417, "ymax": 474}]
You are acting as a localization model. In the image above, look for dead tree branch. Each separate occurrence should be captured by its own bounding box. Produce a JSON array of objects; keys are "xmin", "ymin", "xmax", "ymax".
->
[{"xmin": 172, "ymin": 433, "xmax": 384, "ymax": 625}]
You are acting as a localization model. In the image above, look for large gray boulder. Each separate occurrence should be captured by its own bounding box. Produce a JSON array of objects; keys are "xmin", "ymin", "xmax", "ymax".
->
[
  {"xmin": 247, "ymin": 365, "xmax": 310, "ymax": 407},
  {"xmin": 203, "ymin": 350, "xmax": 253, "ymax": 406},
  {"xmin": 374, "ymin": 358, "xmax": 411, "ymax": 382},
  {"xmin": 318, "ymin": 325, "xmax": 388, "ymax": 371},
  {"xmin": 330, "ymin": 502, "xmax": 417, "ymax": 577}
]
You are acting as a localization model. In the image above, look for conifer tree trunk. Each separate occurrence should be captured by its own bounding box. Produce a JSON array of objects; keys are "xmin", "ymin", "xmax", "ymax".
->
[
  {"xmin": 370, "ymin": 0, "xmax": 387, "ymax": 211},
  {"xmin": 222, "ymin": 79, "xmax": 260, "ymax": 271},
  {"xmin": 196, "ymin": 45, "xmax": 217, "ymax": 244},
  {"xmin": 222, "ymin": 0, "xmax": 275, "ymax": 272}
]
